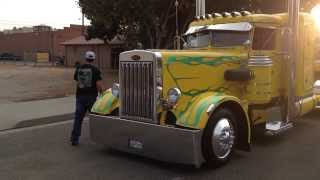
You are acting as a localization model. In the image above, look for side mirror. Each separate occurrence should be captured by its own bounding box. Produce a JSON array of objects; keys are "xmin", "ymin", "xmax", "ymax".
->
[
  {"xmin": 183, "ymin": 43, "xmax": 188, "ymax": 48},
  {"xmin": 243, "ymin": 40, "xmax": 251, "ymax": 49}
]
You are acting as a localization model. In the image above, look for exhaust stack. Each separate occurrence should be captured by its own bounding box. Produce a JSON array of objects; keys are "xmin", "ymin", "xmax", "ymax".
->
[
  {"xmin": 266, "ymin": 0, "xmax": 300, "ymax": 135},
  {"xmin": 287, "ymin": 0, "xmax": 300, "ymax": 122},
  {"xmin": 196, "ymin": 0, "xmax": 205, "ymax": 17}
]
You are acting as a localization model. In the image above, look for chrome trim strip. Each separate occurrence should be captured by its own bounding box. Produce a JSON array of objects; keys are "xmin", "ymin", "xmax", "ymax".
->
[{"xmin": 248, "ymin": 56, "xmax": 273, "ymax": 67}]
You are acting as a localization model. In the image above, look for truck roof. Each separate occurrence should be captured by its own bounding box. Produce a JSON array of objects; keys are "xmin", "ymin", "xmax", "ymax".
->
[{"xmin": 190, "ymin": 12, "xmax": 314, "ymax": 27}]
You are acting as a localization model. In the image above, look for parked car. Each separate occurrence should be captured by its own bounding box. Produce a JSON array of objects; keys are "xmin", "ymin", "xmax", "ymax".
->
[
  {"xmin": 0, "ymin": 53, "xmax": 22, "ymax": 61},
  {"xmin": 53, "ymin": 56, "xmax": 64, "ymax": 66}
]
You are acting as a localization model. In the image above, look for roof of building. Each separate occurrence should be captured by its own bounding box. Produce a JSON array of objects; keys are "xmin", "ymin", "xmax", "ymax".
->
[{"xmin": 61, "ymin": 36, "xmax": 105, "ymax": 46}]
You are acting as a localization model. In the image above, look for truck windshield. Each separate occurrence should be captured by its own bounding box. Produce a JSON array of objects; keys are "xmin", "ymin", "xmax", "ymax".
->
[
  {"xmin": 185, "ymin": 30, "xmax": 250, "ymax": 49},
  {"xmin": 186, "ymin": 31, "xmax": 211, "ymax": 48},
  {"xmin": 212, "ymin": 31, "xmax": 250, "ymax": 47}
]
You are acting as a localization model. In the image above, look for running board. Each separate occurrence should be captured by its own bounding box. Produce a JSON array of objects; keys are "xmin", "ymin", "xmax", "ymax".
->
[
  {"xmin": 265, "ymin": 107, "xmax": 293, "ymax": 136},
  {"xmin": 265, "ymin": 121, "xmax": 294, "ymax": 136}
]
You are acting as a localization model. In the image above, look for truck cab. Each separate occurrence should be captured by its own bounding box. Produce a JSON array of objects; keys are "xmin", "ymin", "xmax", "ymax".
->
[{"xmin": 89, "ymin": 11, "xmax": 320, "ymax": 168}]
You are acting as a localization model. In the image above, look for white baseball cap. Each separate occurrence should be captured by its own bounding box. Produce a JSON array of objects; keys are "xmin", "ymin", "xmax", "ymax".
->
[{"xmin": 85, "ymin": 51, "xmax": 96, "ymax": 60}]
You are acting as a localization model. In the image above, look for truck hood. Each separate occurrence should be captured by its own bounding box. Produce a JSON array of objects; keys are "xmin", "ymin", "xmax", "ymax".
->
[{"xmin": 157, "ymin": 48, "xmax": 249, "ymax": 99}]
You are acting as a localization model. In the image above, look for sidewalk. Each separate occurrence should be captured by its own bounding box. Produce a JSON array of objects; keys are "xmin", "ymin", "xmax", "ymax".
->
[{"xmin": 0, "ymin": 96, "xmax": 75, "ymax": 131}]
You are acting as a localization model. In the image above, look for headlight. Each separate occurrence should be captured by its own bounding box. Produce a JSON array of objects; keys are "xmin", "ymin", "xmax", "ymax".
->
[
  {"xmin": 156, "ymin": 67, "xmax": 162, "ymax": 86},
  {"xmin": 167, "ymin": 88, "xmax": 182, "ymax": 105},
  {"xmin": 156, "ymin": 86, "xmax": 163, "ymax": 100},
  {"xmin": 111, "ymin": 83, "xmax": 120, "ymax": 97}
]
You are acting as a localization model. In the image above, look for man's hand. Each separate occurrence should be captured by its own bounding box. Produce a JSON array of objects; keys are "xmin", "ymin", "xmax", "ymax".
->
[{"xmin": 96, "ymin": 80, "xmax": 106, "ymax": 94}]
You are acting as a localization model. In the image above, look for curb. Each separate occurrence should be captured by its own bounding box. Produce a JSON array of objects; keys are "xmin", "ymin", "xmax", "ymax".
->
[{"xmin": 14, "ymin": 113, "xmax": 74, "ymax": 129}]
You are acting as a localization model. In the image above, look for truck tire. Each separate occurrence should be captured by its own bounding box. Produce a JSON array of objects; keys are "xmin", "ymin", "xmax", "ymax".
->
[{"xmin": 202, "ymin": 108, "xmax": 237, "ymax": 167}]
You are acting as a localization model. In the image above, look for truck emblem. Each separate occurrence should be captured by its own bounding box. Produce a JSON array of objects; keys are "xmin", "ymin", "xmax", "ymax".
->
[{"xmin": 131, "ymin": 55, "xmax": 141, "ymax": 61}]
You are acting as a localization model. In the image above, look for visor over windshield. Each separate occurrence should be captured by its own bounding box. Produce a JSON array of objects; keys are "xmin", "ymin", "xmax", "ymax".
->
[{"xmin": 184, "ymin": 22, "xmax": 253, "ymax": 35}]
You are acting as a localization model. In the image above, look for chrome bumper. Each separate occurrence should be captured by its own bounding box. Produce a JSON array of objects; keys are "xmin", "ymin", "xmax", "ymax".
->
[{"xmin": 89, "ymin": 114, "xmax": 205, "ymax": 168}]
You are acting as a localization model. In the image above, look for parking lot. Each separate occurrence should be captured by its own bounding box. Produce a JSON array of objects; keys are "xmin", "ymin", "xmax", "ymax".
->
[{"xmin": 0, "ymin": 111, "xmax": 319, "ymax": 180}]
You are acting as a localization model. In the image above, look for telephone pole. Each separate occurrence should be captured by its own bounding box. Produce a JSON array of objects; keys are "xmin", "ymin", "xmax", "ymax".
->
[
  {"xmin": 82, "ymin": 11, "xmax": 85, "ymax": 35},
  {"xmin": 175, "ymin": 0, "xmax": 181, "ymax": 49}
]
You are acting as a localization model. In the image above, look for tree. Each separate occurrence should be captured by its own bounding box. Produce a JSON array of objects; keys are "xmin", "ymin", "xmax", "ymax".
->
[{"xmin": 79, "ymin": 0, "xmax": 195, "ymax": 49}]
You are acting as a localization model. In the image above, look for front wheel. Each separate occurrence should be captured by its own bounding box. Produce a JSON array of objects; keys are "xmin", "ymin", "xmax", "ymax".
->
[{"xmin": 202, "ymin": 108, "xmax": 237, "ymax": 167}]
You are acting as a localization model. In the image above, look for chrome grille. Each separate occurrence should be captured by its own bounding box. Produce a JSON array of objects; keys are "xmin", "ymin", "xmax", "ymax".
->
[{"xmin": 120, "ymin": 61, "xmax": 155, "ymax": 122}]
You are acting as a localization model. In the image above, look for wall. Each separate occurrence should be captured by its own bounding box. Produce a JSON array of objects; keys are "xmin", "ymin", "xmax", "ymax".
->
[
  {"xmin": 0, "ymin": 25, "xmax": 83, "ymax": 61},
  {"xmin": 52, "ymin": 25, "xmax": 83, "ymax": 58},
  {"xmin": 0, "ymin": 31, "xmax": 52, "ymax": 61}
]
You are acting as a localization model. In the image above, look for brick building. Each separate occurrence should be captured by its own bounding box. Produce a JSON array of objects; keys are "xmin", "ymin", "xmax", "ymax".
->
[{"xmin": 0, "ymin": 25, "xmax": 83, "ymax": 61}]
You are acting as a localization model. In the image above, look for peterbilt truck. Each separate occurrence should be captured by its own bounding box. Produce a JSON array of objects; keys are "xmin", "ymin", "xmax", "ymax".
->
[{"xmin": 89, "ymin": 11, "xmax": 320, "ymax": 168}]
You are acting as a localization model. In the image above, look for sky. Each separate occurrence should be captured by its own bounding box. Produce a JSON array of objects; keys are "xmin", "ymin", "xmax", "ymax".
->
[{"xmin": 0, "ymin": 0, "xmax": 90, "ymax": 30}]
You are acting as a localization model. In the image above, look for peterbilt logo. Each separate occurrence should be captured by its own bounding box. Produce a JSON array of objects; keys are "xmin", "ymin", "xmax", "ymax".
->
[{"xmin": 131, "ymin": 55, "xmax": 141, "ymax": 61}]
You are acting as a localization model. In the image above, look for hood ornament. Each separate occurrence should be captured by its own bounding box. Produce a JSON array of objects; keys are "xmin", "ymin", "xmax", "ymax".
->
[{"xmin": 131, "ymin": 55, "xmax": 141, "ymax": 61}]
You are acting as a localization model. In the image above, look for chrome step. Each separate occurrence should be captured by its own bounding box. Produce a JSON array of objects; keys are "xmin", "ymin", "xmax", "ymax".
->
[{"xmin": 265, "ymin": 121, "xmax": 294, "ymax": 136}]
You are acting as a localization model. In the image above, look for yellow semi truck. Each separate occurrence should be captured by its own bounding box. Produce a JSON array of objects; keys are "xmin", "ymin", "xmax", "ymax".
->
[{"xmin": 89, "ymin": 11, "xmax": 320, "ymax": 168}]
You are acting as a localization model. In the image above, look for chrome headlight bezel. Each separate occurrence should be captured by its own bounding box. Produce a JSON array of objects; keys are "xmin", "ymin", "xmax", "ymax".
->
[
  {"xmin": 111, "ymin": 83, "xmax": 120, "ymax": 97},
  {"xmin": 156, "ymin": 86, "xmax": 163, "ymax": 100},
  {"xmin": 156, "ymin": 54, "xmax": 163, "ymax": 86},
  {"xmin": 167, "ymin": 88, "xmax": 182, "ymax": 105}
]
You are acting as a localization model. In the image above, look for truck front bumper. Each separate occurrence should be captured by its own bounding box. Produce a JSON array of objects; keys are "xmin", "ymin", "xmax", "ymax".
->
[{"xmin": 89, "ymin": 114, "xmax": 205, "ymax": 168}]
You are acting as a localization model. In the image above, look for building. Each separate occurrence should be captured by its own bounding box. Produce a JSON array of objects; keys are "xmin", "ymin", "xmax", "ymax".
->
[
  {"xmin": 2, "ymin": 27, "xmax": 34, "ymax": 34},
  {"xmin": 32, "ymin": 25, "xmax": 52, "ymax": 33},
  {"xmin": 62, "ymin": 36, "xmax": 110, "ymax": 69},
  {"xmin": 0, "ymin": 25, "xmax": 84, "ymax": 61},
  {"xmin": 52, "ymin": 25, "xmax": 83, "ymax": 58},
  {"xmin": 62, "ymin": 35, "xmax": 125, "ymax": 70}
]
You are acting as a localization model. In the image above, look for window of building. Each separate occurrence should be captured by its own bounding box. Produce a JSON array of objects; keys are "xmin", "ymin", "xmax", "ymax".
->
[{"xmin": 252, "ymin": 28, "xmax": 276, "ymax": 50}]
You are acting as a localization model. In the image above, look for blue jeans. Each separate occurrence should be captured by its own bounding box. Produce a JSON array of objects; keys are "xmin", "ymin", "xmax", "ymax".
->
[{"xmin": 71, "ymin": 95, "xmax": 97, "ymax": 143}]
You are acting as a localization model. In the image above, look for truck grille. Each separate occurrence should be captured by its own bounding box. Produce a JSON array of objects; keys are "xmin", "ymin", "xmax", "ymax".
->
[{"xmin": 119, "ymin": 61, "xmax": 155, "ymax": 122}]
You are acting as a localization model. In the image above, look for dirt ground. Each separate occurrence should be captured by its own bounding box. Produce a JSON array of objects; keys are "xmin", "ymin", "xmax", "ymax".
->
[{"xmin": 0, "ymin": 64, "xmax": 118, "ymax": 104}]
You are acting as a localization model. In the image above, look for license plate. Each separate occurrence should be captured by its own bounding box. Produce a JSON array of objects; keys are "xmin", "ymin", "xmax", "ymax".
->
[{"xmin": 129, "ymin": 139, "xmax": 143, "ymax": 150}]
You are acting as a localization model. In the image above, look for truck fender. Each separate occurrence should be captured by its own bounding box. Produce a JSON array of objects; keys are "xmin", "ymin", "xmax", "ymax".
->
[
  {"xmin": 175, "ymin": 94, "xmax": 251, "ymax": 151},
  {"xmin": 91, "ymin": 89, "xmax": 119, "ymax": 115}
]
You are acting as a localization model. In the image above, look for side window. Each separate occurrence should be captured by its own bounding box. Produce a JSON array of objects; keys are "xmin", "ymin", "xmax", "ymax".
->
[{"xmin": 252, "ymin": 28, "xmax": 276, "ymax": 50}]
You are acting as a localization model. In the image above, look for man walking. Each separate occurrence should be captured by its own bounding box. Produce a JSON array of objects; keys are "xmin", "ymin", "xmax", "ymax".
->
[{"xmin": 71, "ymin": 51, "xmax": 104, "ymax": 146}]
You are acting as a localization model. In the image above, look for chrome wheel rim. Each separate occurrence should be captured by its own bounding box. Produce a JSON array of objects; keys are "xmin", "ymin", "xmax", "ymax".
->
[{"xmin": 212, "ymin": 118, "xmax": 235, "ymax": 159}]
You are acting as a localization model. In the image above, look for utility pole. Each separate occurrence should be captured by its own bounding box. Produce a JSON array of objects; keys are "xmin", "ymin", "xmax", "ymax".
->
[
  {"xmin": 175, "ymin": 0, "xmax": 181, "ymax": 49},
  {"xmin": 286, "ymin": 0, "xmax": 300, "ymax": 123},
  {"xmin": 82, "ymin": 11, "xmax": 85, "ymax": 35}
]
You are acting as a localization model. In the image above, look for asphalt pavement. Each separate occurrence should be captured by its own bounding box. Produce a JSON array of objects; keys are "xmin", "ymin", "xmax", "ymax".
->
[
  {"xmin": 0, "ymin": 96, "xmax": 75, "ymax": 131},
  {"xmin": 0, "ymin": 111, "xmax": 320, "ymax": 180}
]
